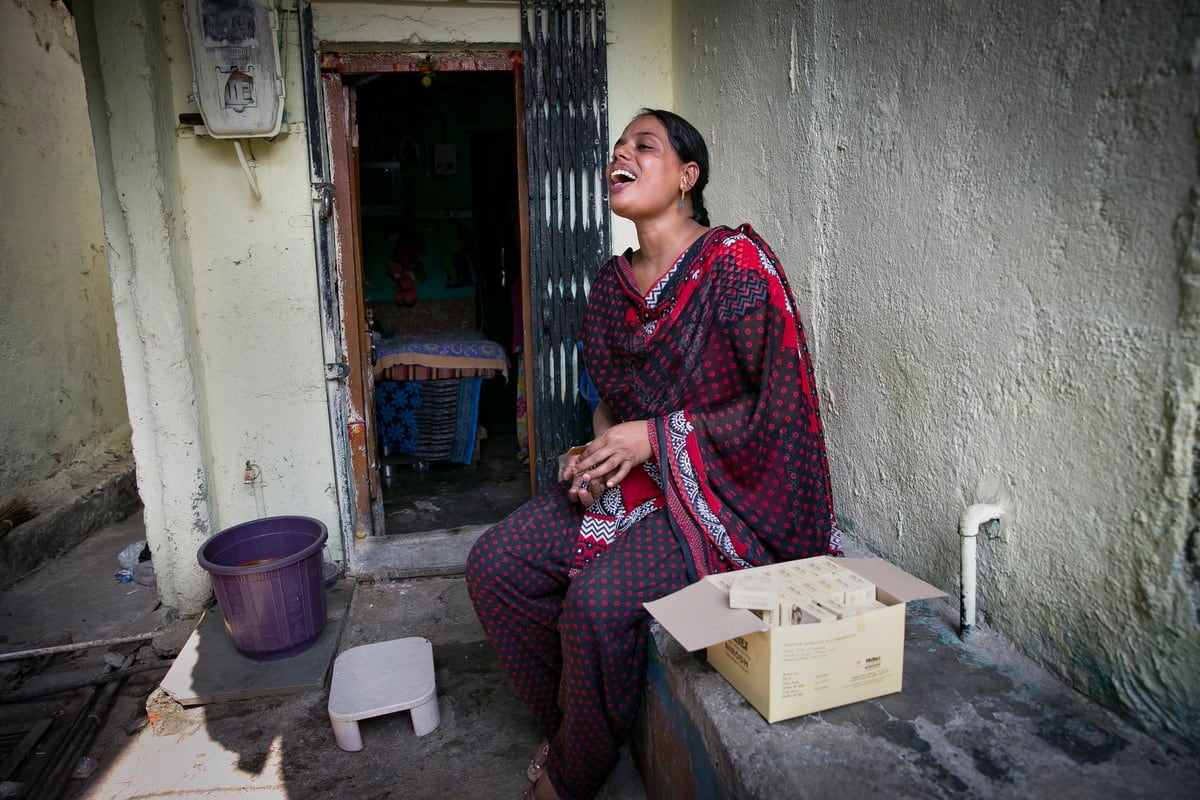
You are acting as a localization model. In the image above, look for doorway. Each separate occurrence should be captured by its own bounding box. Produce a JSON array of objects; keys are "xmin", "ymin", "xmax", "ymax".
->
[
  {"xmin": 314, "ymin": 10, "xmax": 612, "ymax": 547},
  {"xmin": 349, "ymin": 69, "xmax": 533, "ymax": 535}
]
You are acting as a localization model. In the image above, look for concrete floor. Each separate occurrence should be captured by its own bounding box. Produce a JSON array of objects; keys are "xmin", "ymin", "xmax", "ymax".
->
[
  {"xmin": 1, "ymin": 511, "xmax": 1197, "ymax": 799},
  {"xmin": 0, "ymin": 511, "xmax": 642, "ymax": 800},
  {"xmin": 380, "ymin": 431, "xmax": 532, "ymax": 534}
]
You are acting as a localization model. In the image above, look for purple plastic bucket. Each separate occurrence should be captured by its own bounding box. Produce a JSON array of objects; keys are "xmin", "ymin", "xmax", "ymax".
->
[{"xmin": 197, "ymin": 515, "xmax": 328, "ymax": 661}]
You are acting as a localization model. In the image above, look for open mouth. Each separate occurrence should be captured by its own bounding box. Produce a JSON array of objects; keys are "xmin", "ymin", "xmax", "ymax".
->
[{"xmin": 611, "ymin": 168, "xmax": 636, "ymax": 185}]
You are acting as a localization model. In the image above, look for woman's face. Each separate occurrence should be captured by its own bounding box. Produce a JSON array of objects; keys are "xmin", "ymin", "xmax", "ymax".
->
[{"xmin": 607, "ymin": 115, "xmax": 695, "ymax": 222}]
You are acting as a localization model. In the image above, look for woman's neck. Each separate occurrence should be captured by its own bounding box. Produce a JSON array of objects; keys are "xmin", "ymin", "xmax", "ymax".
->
[{"xmin": 632, "ymin": 217, "xmax": 708, "ymax": 291}]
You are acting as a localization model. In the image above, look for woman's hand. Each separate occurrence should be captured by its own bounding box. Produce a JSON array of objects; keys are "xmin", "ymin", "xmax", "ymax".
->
[
  {"xmin": 566, "ymin": 475, "xmax": 604, "ymax": 508},
  {"xmin": 563, "ymin": 450, "xmax": 605, "ymax": 507},
  {"xmin": 571, "ymin": 421, "xmax": 652, "ymax": 492}
]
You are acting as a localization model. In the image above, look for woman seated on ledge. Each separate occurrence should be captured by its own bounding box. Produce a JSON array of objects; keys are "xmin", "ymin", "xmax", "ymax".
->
[{"xmin": 466, "ymin": 108, "xmax": 841, "ymax": 800}]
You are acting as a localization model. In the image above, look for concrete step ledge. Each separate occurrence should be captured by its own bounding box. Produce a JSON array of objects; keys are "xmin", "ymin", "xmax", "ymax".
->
[
  {"xmin": 631, "ymin": 599, "xmax": 1197, "ymax": 799},
  {"xmin": 349, "ymin": 524, "xmax": 490, "ymax": 581},
  {"xmin": 0, "ymin": 459, "xmax": 141, "ymax": 589},
  {"xmin": 632, "ymin": 624, "xmax": 747, "ymax": 800}
]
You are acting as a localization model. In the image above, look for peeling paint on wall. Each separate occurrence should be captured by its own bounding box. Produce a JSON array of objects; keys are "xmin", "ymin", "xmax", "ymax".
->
[
  {"xmin": 0, "ymin": 0, "xmax": 130, "ymax": 499},
  {"xmin": 1188, "ymin": 411, "xmax": 1199, "ymax": 620},
  {"xmin": 1173, "ymin": 120, "xmax": 1200, "ymax": 626}
]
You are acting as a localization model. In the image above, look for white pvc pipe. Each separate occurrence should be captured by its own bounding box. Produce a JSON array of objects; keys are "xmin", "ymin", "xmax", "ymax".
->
[{"xmin": 960, "ymin": 503, "xmax": 1004, "ymax": 641}]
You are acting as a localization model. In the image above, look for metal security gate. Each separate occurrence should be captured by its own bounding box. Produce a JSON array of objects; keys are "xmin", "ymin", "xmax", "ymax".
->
[{"xmin": 521, "ymin": 0, "xmax": 611, "ymax": 487}]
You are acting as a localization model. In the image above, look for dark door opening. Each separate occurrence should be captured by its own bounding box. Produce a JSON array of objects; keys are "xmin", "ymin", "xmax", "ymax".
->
[{"xmin": 353, "ymin": 71, "xmax": 531, "ymax": 534}]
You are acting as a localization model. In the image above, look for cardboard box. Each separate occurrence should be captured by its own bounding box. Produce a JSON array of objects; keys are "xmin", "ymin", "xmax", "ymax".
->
[{"xmin": 644, "ymin": 557, "xmax": 946, "ymax": 723}]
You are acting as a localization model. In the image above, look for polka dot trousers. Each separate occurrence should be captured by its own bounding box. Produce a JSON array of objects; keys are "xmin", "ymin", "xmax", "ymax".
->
[{"xmin": 466, "ymin": 487, "xmax": 690, "ymax": 800}]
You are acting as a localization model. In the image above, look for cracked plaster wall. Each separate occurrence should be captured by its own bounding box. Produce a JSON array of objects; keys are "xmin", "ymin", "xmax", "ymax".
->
[
  {"xmin": 156, "ymin": 1, "xmax": 341, "ymax": 596},
  {"xmin": 312, "ymin": 0, "xmax": 519, "ymax": 43},
  {"xmin": 0, "ymin": 0, "xmax": 130, "ymax": 504},
  {"xmin": 131, "ymin": 0, "xmax": 661, "ymax": 608},
  {"xmin": 674, "ymin": 0, "xmax": 1199, "ymax": 750},
  {"xmin": 65, "ymin": 0, "xmax": 667, "ymax": 614}
]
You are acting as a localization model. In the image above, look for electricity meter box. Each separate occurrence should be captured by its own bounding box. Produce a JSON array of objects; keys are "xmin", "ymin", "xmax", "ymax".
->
[{"xmin": 182, "ymin": 0, "xmax": 285, "ymax": 139}]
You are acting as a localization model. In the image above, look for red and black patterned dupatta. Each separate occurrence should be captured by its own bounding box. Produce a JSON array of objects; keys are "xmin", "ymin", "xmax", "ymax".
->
[{"xmin": 579, "ymin": 224, "xmax": 840, "ymax": 582}]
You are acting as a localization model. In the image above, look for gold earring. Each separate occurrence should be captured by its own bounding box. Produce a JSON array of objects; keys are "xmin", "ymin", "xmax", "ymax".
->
[{"xmin": 679, "ymin": 186, "xmax": 686, "ymax": 209}]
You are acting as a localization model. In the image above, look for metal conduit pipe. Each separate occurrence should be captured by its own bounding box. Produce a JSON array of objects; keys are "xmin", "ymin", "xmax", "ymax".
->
[{"xmin": 960, "ymin": 503, "xmax": 1004, "ymax": 641}]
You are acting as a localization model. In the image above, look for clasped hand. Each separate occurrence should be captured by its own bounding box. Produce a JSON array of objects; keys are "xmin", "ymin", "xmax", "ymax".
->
[{"xmin": 563, "ymin": 421, "xmax": 652, "ymax": 507}]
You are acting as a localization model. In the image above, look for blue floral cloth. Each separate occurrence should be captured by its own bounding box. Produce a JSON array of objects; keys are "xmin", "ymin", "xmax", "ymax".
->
[
  {"xmin": 375, "ymin": 381, "xmax": 423, "ymax": 455},
  {"xmin": 375, "ymin": 377, "xmax": 483, "ymax": 465}
]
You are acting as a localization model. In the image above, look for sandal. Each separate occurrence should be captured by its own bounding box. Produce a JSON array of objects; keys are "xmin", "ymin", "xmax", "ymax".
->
[{"xmin": 525, "ymin": 739, "xmax": 549, "ymax": 783}]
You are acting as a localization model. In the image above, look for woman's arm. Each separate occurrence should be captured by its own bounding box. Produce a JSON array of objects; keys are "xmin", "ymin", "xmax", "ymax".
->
[{"xmin": 592, "ymin": 399, "xmax": 618, "ymax": 437}]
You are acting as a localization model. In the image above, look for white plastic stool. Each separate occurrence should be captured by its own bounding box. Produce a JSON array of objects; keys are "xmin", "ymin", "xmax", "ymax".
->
[{"xmin": 327, "ymin": 637, "xmax": 440, "ymax": 751}]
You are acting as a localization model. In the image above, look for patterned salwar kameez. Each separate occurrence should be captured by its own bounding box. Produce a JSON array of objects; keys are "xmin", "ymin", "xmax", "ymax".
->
[{"xmin": 466, "ymin": 224, "xmax": 840, "ymax": 800}]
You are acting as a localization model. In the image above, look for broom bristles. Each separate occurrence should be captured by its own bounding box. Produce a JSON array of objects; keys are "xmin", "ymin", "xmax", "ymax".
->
[{"xmin": 0, "ymin": 494, "xmax": 37, "ymax": 533}]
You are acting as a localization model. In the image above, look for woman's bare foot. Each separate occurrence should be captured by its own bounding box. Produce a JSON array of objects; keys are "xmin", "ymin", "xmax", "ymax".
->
[
  {"xmin": 530, "ymin": 771, "xmax": 563, "ymax": 800},
  {"xmin": 525, "ymin": 739, "xmax": 549, "ymax": 783}
]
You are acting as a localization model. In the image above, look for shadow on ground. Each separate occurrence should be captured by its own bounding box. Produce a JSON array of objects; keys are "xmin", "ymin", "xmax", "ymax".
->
[{"xmin": 65, "ymin": 574, "xmax": 644, "ymax": 799}]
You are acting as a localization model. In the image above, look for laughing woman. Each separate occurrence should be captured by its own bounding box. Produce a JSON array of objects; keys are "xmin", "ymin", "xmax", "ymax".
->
[{"xmin": 466, "ymin": 109, "xmax": 841, "ymax": 800}]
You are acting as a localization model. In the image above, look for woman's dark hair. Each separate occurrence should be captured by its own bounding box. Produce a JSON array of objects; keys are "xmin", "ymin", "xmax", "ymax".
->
[{"xmin": 637, "ymin": 108, "xmax": 710, "ymax": 226}]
